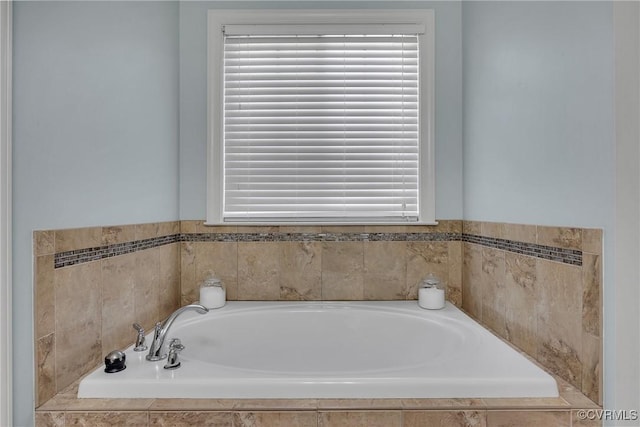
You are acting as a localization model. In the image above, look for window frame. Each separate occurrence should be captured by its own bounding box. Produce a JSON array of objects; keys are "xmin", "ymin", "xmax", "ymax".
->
[{"xmin": 207, "ymin": 9, "xmax": 435, "ymax": 225}]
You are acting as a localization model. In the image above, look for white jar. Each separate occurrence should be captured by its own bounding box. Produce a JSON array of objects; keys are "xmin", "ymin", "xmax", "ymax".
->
[
  {"xmin": 199, "ymin": 277, "xmax": 226, "ymax": 309},
  {"xmin": 418, "ymin": 274, "xmax": 445, "ymax": 310}
]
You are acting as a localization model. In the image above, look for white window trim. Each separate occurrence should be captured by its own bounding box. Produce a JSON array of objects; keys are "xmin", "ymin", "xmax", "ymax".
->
[
  {"xmin": 207, "ymin": 9, "xmax": 435, "ymax": 225},
  {"xmin": 0, "ymin": 2, "xmax": 11, "ymax": 426}
]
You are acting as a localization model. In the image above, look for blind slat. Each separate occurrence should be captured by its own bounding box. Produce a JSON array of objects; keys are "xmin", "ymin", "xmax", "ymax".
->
[{"xmin": 223, "ymin": 32, "xmax": 420, "ymax": 220}]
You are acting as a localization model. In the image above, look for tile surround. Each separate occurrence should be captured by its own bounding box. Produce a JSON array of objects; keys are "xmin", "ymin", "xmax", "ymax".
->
[
  {"xmin": 33, "ymin": 222, "xmax": 181, "ymax": 407},
  {"xmin": 34, "ymin": 219, "xmax": 603, "ymax": 422},
  {"xmin": 461, "ymin": 221, "xmax": 602, "ymax": 405},
  {"xmin": 35, "ymin": 376, "xmax": 602, "ymax": 427}
]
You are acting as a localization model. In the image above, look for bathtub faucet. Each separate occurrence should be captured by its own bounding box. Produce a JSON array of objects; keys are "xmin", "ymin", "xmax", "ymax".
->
[{"xmin": 146, "ymin": 304, "xmax": 209, "ymax": 361}]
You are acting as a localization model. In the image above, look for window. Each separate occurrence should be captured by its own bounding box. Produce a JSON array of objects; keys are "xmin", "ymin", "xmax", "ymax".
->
[{"xmin": 208, "ymin": 10, "xmax": 434, "ymax": 224}]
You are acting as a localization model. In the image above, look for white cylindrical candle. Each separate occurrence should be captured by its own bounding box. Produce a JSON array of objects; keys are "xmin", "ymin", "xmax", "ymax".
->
[
  {"xmin": 199, "ymin": 280, "xmax": 226, "ymax": 309},
  {"xmin": 418, "ymin": 286, "xmax": 445, "ymax": 310}
]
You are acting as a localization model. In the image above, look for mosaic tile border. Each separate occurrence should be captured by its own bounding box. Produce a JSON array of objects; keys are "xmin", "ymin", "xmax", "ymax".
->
[
  {"xmin": 178, "ymin": 232, "xmax": 459, "ymax": 243},
  {"xmin": 53, "ymin": 231, "xmax": 582, "ymax": 268},
  {"xmin": 462, "ymin": 234, "xmax": 582, "ymax": 266},
  {"xmin": 54, "ymin": 235, "xmax": 179, "ymax": 268}
]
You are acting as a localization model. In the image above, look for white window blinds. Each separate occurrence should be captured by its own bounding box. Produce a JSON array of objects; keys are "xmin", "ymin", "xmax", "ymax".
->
[{"xmin": 222, "ymin": 25, "xmax": 421, "ymax": 222}]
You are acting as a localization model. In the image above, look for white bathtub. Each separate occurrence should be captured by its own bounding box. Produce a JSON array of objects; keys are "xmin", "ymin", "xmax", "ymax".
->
[{"xmin": 78, "ymin": 301, "xmax": 558, "ymax": 399}]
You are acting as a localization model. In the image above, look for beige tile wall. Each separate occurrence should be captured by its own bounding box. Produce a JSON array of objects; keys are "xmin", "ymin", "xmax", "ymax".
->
[
  {"xmin": 179, "ymin": 221, "xmax": 463, "ymax": 306},
  {"xmin": 461, "ymin": 221, "xmax": 602, "ymax": 405},
  {"xmin": 35, "ymin": 373, "xmax": 603, "ymax": 427},
  {"xmin": 33, "ymin": 218, "xmax": 603, "ymax": 414},
  {"xmin": 33, "ymin": 222, "xmax": 181, "ymax": 407}
]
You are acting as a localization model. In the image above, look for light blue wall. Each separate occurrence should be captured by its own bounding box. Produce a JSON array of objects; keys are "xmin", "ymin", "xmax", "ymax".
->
[
  {"xmin": 11, "ymin": 1, "xmax": 622, "ymax": 425},
  {"xmin": 178, "ymin": 1, "xmax": 464, "ymax": 220},
  {"xmin": 461, "ymin": 0, "xmax": 615, "ymax": 411},
  {"xmin": 12, "ymin": 2, "xmax": 179, "ymax": 425}
]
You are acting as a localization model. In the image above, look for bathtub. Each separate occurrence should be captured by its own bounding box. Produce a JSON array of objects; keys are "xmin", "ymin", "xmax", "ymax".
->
[{"xmin": 78, "ymin": 301, "xmax": 558, "ymax": 399}]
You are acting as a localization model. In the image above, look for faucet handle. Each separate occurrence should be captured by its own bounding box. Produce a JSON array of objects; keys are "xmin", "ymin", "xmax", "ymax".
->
[
  {"xmin": 132, "ymin": 323, "xmax": 147, "ymax": 352},
  {"xmin": 168, "ymin": 338, "xmax": 185, "ymax": 352},
  {"xmin": 164, "ymin": 339, "xmax": 185, "ymax": 370}
]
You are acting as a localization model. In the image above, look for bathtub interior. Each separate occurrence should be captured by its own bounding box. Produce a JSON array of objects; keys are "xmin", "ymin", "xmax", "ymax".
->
[{"xmin": 78, "ymin": 301, "xmax": 559, "ymax": 399}]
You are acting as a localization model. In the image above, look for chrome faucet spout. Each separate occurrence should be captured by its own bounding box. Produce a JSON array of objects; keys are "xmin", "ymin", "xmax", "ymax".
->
[{"xmin": 146, "ymin": 304, "xmax": 208, "ymax": 361}]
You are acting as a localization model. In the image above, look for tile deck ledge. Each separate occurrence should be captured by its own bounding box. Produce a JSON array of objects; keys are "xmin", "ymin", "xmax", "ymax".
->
[{"xmin": 36, "ymin": 375, "xmax": 598, "ymax": 414}]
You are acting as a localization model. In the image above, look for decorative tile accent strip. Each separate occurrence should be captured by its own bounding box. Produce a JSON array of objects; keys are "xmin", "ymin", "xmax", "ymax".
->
[
  {"xmin": 53, "ymin": 231, "xmax": 581, "ymax": 268},
  {"xmin": 54, "ymin": 235, "xmax": 179, "ymax": 268},
  {"xmin": 179, "ymin": 232, "xmax": 461, "ymax": 243},
  {"xmin": 462, "ymin": 234, "xmax": 582, "ymax": 266}
]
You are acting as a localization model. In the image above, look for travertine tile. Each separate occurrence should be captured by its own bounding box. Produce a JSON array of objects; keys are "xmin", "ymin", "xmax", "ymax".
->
[
  {"xmin": 440, "ymin": 219, "xmax": 463, "ymax": 234},
  {"xmin": 420, "ymin": 219, "xmax": 459, "ymax": 234},
  {"xmin": 235, "ymin": 411, "xmax": 317, "ymax": 427},
  {"xmin": 149, "ymin": 411, "xmax": 233, "ymax": 427},
  {"xmin": 581, "ymin": 254, "xmax": 601, "ymax": 337},
  {"xmin": 238, "ymin": 242, "xmax": 280, "ymax": 300},
  {"xmin": 36, "ymin": 333, "xmax": 56, "ymax": 407},
  {"xmin": 406, "ymin": 241, "xmax": 449, "ymax": 301},
  {"xmin": 150, "ymin": 399, "xmax": 318, "ymax": 411},
  {"xmin": 536, "ymin": 259, "xmax": 583, "ymax": 389},
  {"xmin": 412, "ymin": 241, "xmax": 448, "ymax": 264},
  {"xmin": 157, "ymin": 221, "xmax": 179, "ymax": 237},
  {"xmin": 318, "ymin": 399, "xmax": 403, "ymax": 410},
  {"xmin": 404, "ymin": 410, "xmax": 487, "ymax": 427},
  {"xmin": 409, "ymin": 224, "xmax": 440, "ymax": 233},
  {"xmin": 447, "ymin": 242, "xmax": 463, "ymax": 306},
  {"xmin": 39, "ymin": 392, "xmax": 153, "ymax": 411},
  {"xmin": 481, "ymin": 221, "xmax": 502, "ymax": 239},
  {"xmin": 34, "ymin": 230, "xmax": 55, "ymax": 256},
  {"xmin": 364, "ymin": 225, "xmax": 408, "ymax": 233},
  {"xmin": 279, "ymin": 226, "xmax": 323, "ymax": 233},
  {"xmin": 486, "ymin": 410, "xmax": 570, "ymax": 427},
  {"xmin": 462, "ymin": 243, "xmax": 482, "ymax": 318},
  {"xmin": 504, "ymin": 253, "xmax": 537, "ymax": 355},
  {"xmin": 500, "ymin": 223, "xmax": 537, "ymax": 245},
  {"xmin": 363, "ymin": 241, "xmax": 407, "ymax": 300},
  {"xmin": 321, "ymin": 225, "xmax": 365, "ymax": 233},
  {"xmin": 581, "ymin": 333, "xmax": 601, "ymax": 405},
  {"xmin": 571, "ymin": 410, "xmax": 603, "ymax": 427},
  {"xmin": 35, "ymin": 255, "xmax": 55, "ymax": 339},
  {"xmin": 101, "ymin": 254, "xmax": 137, "ymax": 354},
  {"xmin": 102, "ymin": 225, "xmax": 136, "ymax": 245},
  {"xmin": 402, "ymin": 399, "xmax": 484, "ymax": 409},
  {"xmin": 321, "ymin": 242, "xmax": 364, "ymax": 300},
  {"xmin": 194, "ymin": 241, "xmax": 238, "ymax": 301},
  {"xmin": 537, "ymin": 226, "xmax": 582, "ymax": 251},
  {"xmin": 65, "ymin": 411, "xmax": 149, "ymax": 427},
  {"xmin": 55, "ymin": 226, "xmax": 102, "ymax": 252},
  {"xmin": 537, "ymin": 338, "xmax": 583, "ymax": 395},
  {"xmin": 158, "ymin": 243, "xmax": 181, "ymax": 319},
  {"xmin": 198, "ymin": 223, "xmax": 237, "ymax": 234},
  {"xmin": 556, "ymin": 377, "xmax": 600, "ymax": 409},
  {"xmin": 581, "ymin": 228, "xmax": 602, "ymax": 255},
  {"xmin": 480, "ymin": 397, "xmax": 568, "ymax": 409},
  {"xmin": 318, "ymin": 410, "xmax": 402, "ymax": 427},
  {"xmin": 481, "ymin": 248, "xmax": 506, "ymax": 337},
  {"xmin": 463, "ymin": 220, "xmax": 482, "ymax": 235},
  {"xmin": 54, "ymin": 261, "xmax": 102, "ymax": 392},
  {"xmin": 134, "ymin": 249, "xmax": 161, "ymax": 331},
  {"xmin": 280, "ymin": 241, "xmax": 322, "ymax": 300},
  {"xmin": 136, "ymin": 223, "xmax": 162, "ymax": 240},
  {"xmin": 237, "ymin": 226, "xmax": 279, "ymax": 234},
  {"xmin": 180, "ymin": 220, "xmax": 199, "ymax": 234},
  {"xmin": 35, "ymin": 411, "xmax": 65, "ymax": 427},
  {"xmin": 180, "ymin": 242, "xmax": 197, "ymax": 305}
]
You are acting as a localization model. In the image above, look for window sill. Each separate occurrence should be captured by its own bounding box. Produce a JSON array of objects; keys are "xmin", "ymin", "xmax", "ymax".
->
[{"xmin": 202, "ymin": 221, "xmax": 439, "ymax": 227}]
